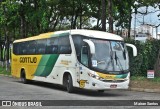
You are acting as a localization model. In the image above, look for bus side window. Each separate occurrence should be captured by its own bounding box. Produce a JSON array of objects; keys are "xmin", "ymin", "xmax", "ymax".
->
[
  {"xmin": 81, "ymin": 46, "xmax": 89, "ymax": 67},
  {"xmin": 28, "ymin": 41, "xmax": 36, "ymax": 54},
  {"xmin": 46, "ymin": 45, "xmax": 58, "ymax": 54},
  {"xmin": 13, "ymin": 43, "xmax": 19, "ymax": 55},
  {"xmin": 72, "ymin": 35, "xmax": 83, "ymax": 62},
  {"xmin": 19, "ymin": 42, "xmax": 28, "ymax": 55},
  {"xmin": 58, "ymin": 36, "xmax": 71, "ymax": 54},
  {"xmin": 46, "ymin": 37, "xmax": 58, "ymax": 54},
  {"xmin": 36, "ymin": 39, "xmax": 46, "ymax": 54}
]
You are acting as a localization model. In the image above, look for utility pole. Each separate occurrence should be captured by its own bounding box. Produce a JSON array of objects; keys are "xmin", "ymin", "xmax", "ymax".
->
[{"xmin": 134, "ymin": 8, "xmax": 137, "ymax": 39}]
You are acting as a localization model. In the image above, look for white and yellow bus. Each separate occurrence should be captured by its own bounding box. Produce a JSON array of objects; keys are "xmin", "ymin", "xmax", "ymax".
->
[{"xmin": 12, "ymin": 29, "xmax": 137, "ymax": 93}]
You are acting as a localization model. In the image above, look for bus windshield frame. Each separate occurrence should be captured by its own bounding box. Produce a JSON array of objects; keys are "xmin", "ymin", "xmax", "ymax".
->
[{"xmin": 90, "ymin": 38, "xmax": 129, "ymax": 75}]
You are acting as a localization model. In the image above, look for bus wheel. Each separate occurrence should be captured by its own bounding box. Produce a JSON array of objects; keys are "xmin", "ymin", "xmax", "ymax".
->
[
  {"xmin": 66, "ymin": 74, "xmax": 74, "ymax": 93},
  {"xmin": 98, "ymin": 90, "xmax": 104, "ymax": 93},
  {"xmin": 21, "ymin": 70, "xmax": 28, "ymax": 84}
]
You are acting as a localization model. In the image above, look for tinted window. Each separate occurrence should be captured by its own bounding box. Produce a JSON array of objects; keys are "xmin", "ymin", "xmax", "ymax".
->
[
  {"xmin": 36, "ymin": 39, "xmax": 46, "ymax": 54},
  {"xmin": 19, "ymin": 42, "xmax": 28, "ymax": 55},
  {"xmin": 28, "ymin": 40, "xmax": 36, "ymax": 54},
  {"xmin": 46, "ymin": 37, "xmax": 58, "ymax": 54},
  {"xmin": 72, "ymin": 35, "xmax": 84, "ymax": 61},
  {"xmin": 13, "ymin": 35, "xmax": 71, "ymax": 55},
  {"xmin": 13, "ymin": 43, "xmax": 19, "ymax": 55},
  {"xmin": 58, "ymin": 36, "xmax": 71, "ymax": 54}
]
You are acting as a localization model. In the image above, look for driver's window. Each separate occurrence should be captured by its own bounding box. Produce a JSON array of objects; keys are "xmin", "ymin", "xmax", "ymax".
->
[{"xmin": 81, "ymin": 46, "xmax": 89, "ymax": 67}]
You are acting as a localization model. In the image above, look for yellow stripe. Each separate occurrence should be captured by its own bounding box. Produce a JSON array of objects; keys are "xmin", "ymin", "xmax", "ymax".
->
[
  {"xmin": 97, "ymin": 72, "xmax": 116, "ymax": 79},
  {"xmin": 96, "ymin": 72, "xmax": 126, "ymax": 80},
  {"xmin": 14, "ymin": 32, "xmax": 53, "ymax": 43}
]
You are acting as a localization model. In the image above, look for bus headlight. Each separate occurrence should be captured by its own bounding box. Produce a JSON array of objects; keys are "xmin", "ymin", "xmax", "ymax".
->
[{"xmin": 88, "ymin": 73, "xmax": 103, "ymax": 80}]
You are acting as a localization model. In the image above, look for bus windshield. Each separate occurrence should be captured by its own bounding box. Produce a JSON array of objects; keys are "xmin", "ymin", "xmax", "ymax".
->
[{"xmin": 91, "ymin": 39, "xmax": 129, "ymax": 73}]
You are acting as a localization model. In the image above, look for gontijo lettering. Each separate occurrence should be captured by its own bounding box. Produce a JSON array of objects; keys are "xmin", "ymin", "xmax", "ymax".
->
[{"xmin": 20, "ymin": 57, "xmax": 37, "ymax": 63}]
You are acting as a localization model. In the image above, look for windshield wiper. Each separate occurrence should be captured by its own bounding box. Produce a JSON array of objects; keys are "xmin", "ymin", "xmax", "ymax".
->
[{"xmin": 114, "ymin": 51, "xmax": 124, "ymax": 72}]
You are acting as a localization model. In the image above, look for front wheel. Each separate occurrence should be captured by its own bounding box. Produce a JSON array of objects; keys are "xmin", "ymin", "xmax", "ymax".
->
[{"xmin": 66, "ymin": 74, "xmax": 74, "ymax": 93}]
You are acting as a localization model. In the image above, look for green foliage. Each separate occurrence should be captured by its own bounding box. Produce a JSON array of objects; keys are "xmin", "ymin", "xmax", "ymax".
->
[
  {"xmin": 0, "ymin": 66, "xmax": 11, "ymax": 75},
  {"xmin": 125, "ymin": 39, "xmax": 160, "ymax": 76},
  {"xmin": 131, "ymin": 76, "xmax": 160, "ymax": 83},
  {"xmin": 0, "ymin": 0, "xmax": 159, "ymax": 38}
]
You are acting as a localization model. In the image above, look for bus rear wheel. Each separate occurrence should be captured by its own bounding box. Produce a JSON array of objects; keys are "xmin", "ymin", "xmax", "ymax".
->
[
  {"xmin": 65, "ymin": 74, "xmax": 74, "ymax": 93},
  {"xmin": 20, "ymin": 70, "xmax": 29, "ymax": 84}
]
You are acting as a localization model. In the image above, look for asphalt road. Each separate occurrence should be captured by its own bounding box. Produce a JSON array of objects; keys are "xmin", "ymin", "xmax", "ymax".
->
[{"xmin": 0, "ymin": 75, "xmax": 160, "ymax": 109}]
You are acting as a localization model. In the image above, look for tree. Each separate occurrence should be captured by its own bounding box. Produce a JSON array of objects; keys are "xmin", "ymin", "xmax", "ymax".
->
[
  {"xmin": 101, "ymin": 0, "xmax": 106, "ymax": 31},
  {"xmin": 108, "ymin": 0, "xmax": 113, "ymax": 33}
]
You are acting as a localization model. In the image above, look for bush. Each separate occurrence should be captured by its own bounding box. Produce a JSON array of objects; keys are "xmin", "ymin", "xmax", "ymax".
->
[{"xmin": 125, "ymin": 38, "xmax": 160, "ymax": 76}]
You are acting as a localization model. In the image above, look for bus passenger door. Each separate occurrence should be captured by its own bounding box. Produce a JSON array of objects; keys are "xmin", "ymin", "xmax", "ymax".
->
[
  {"xmin": 77, "ymin": 45, "xmax": 89, "ymax": 88},
  {"xmin": 81, "ymin": 46, "xmax": 89, "ymax": 67}
]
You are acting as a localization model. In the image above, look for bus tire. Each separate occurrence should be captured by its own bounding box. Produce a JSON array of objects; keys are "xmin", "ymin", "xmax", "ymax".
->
[
  {"xmin": 66, "ymin": 74, "xmax": 74, "ymax": 93},
  {"xmin": 20, "ymin": 70, "xmax": 29, "ymax": 84}
]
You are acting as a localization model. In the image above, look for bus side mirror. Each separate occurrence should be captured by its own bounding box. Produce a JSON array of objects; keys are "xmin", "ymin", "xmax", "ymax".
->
[
  {"xmin": 83, "ymin": 39, "xmax": 95, "ymax": 54},
  {"xmin": 126, "ymin": 43, "xmax": 137, "ymax": 56}
]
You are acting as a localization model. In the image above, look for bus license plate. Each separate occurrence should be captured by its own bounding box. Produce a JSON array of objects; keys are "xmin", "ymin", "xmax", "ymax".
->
[{"xmin": 110, "ymin": 84, "xmax": 117, "ymax": 88}]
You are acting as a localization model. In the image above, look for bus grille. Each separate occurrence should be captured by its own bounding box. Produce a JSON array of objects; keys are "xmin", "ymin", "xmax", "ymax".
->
[{"xmin": 102, "ymin": 79, "xmax": 127, "ymax": 83}]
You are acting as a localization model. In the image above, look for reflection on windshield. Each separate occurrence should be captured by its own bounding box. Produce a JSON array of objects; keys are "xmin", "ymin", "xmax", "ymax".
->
[{"xmin": 91, "ymin": 39, "xmax": 129, "ymax": 72}]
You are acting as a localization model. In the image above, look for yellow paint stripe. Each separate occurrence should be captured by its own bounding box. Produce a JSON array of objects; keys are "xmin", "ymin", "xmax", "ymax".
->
[
  {"xmin": 96, "ymin": 72, "xmax": 126, "ymax": 80},
  {"xmin": 97, "ymin": 72, "xmax": 116, "ymax": 79},
  {"xmin": 14, "ymin": 32, "xmax": 53, "ymax": 43}
]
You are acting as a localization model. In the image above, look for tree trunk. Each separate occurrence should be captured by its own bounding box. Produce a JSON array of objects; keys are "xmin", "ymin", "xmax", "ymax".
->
[
  {"xmin": 20, "ymin": 13, "xmax": 26, "ymax": 38},
  {"xmin": 71, "ymin": 0, "xmax": 75, "ymax": 29},
  {"xmin": 73, "ymin": 9, "xmax": 79, "ymax": 29},
  {"xmin": 108, "ymin": 0, "xmax": 113, "ymax": 33},
  {"xmin": 79, "ymin": 3, "xmax": 82, "ymax": 29},
  {"xmin": 101, "ymin": 0, "xmax": 106, "ymax": 31},
  {"xmin": 128, "ymin": 8, "xmax": 132, "ymax": 38},
  {"xmin": 71, "ymin": 15, "xmax": 74, "ymax": 29},
  {"xmin": 53, "ymin": 15, "xmax": 60, "ymax": 30},
  {"xmin": 19, "ymin": 1, "xmax": 26, "ymax": 38},
  {"xmin": 3, "ymin": 4, "xmax": 10, "ymax": 71},
  {"xmin": 34, "ymin": 0, "xmax": 40, "ymax": 34},
  {"xmin": 96, "ymin": 1, "xmax": 101, "ymax": 29}
]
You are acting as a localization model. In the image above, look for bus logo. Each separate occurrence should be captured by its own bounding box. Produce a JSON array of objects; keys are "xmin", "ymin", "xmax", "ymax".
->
[
  {"xmin": 20, "ymin": 57, "xmax": 37, "ymax": 63},
  {"xmin": 79, "ymin": 80, "xmax": 87, "ymax": 88}
]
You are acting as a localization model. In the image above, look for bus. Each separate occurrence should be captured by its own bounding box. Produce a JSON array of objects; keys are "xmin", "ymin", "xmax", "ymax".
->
[{"xmin": 11, "ymin": 29, "xmax": 137, "ymax": 93}]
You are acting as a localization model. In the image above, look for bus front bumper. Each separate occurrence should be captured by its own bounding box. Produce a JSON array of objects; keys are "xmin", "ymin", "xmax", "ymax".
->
[{"xmin": 84, "ymin": 77, "xmax": 130, "ymax": 90}]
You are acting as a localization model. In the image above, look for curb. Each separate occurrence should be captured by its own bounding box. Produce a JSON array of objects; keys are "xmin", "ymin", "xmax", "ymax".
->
[{"xmin": 129, "ymin": 88, "xmax": 160, "ymax": 93}]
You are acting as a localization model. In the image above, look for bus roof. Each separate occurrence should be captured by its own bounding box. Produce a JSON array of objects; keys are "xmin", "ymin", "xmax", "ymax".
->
[
  {"xmin": 70, "ymin": 29, "xmax": 123, "ymax": 41},
  {"xmin": 13, "ymin": 29, "xmax": 123, "ymax": 43}
]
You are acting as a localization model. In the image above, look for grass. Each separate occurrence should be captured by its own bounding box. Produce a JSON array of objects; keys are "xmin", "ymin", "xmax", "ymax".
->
[
  {"xmin": 130, "ymin": 76, "xmax": 160, "ymax": 89},
  {"xmin": 131, "ymin": 76, "xmax": 160, "ymax": 83},
  {"xmin": 0, "ymin": 66, "xmax": 11, "ymax": 75}
]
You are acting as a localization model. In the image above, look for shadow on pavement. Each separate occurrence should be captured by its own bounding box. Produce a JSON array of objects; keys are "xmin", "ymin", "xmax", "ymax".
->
[{"xmin": 14, "ymin": 79, "xmax": 126, "ymax": 97}]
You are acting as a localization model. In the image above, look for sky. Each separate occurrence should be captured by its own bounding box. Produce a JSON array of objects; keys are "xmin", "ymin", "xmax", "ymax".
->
[{"xmin": 131, "ymin": 6, "xmax": 160, "ymax": 38}]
